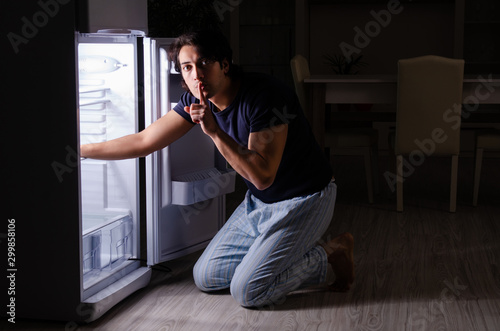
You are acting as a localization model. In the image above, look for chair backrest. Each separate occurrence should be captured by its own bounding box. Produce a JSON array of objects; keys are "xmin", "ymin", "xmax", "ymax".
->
[
  {"xmin": 290, "ymin": 54, "xmax": 310, "ymax": 113},
  {"xmin": 395, "ymin": 55, "xmax": 464, "ymax": 156}
]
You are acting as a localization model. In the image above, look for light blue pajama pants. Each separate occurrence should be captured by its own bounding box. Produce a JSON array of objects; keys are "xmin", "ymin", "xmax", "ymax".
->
[{"xmin": 193, "ymin": 180, "xmax": 337, "ymax": 307}]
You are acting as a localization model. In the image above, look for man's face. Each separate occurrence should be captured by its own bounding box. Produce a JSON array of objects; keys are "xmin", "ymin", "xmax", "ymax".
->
[{"xmin": 178, "ymin": 45, "xmax": 228, "ymax": 100}]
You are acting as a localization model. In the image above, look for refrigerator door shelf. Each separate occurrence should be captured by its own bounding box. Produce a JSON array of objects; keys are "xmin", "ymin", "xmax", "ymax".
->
[{"xmin": 171, "ymin": 168, "xmax": 236, "ymax": 205}]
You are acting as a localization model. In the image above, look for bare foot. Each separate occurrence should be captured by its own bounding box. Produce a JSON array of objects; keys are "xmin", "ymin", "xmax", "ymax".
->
[{"xmin": 321, "ymin": 232, "xmax": 354, "ymax": 292}]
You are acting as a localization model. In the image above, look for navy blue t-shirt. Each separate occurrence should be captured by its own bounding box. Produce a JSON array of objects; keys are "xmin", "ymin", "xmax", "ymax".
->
[{"xmin": 173, "ymin": 72, "xmax": 332, "ymax": 203}]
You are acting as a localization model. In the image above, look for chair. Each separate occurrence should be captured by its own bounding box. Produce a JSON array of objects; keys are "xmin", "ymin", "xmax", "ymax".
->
[
  {"xmin": 395, "ymin": 55, "xmax": 464, "ymax": 212},
  {"xmin": 473, "ymin": 129, "xmax": 500, "ymax": 206},
  {"xmin": 291, "ymin": 54, "xmax": 379, "ymax": 203}
]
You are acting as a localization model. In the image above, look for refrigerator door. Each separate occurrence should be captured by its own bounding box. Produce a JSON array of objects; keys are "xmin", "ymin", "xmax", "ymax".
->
[
  {"xmin": 144, "ymin": 38, "xmax": 236, "ymax": 266},
  {"xmin": 76, "ymin": 32, "xmax": 151, "ymax": 321}
]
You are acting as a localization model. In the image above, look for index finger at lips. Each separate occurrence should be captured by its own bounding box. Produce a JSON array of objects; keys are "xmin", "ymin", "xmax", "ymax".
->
[{"xmin": 198, "ymin": 83, "xmax": 207, "ymax": 105}]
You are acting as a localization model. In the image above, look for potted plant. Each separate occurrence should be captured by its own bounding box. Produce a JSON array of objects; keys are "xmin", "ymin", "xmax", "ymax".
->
[
  {"xmin": 323, "ymin": 53, "xmax": 367, "ymax": 75},
  {"xmin": 323, "ymin": 53, "xmax": 372, "ymax": 111}
]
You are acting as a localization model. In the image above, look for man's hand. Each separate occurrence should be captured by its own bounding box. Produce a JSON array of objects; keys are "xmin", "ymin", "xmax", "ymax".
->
[{"xmin": 185, "ymin": 83, "xmax": 219, "ymax": 137}]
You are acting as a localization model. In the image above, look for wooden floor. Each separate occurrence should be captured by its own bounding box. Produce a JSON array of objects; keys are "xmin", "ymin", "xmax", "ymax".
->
[{"xmin": 4, "ymin": 155, "xmax": 500, "ymax": 331}]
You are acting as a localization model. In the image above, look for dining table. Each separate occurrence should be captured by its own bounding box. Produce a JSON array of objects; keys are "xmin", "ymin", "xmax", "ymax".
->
[{"xmin": 304, "ymin": 74, "xmax": 500, "ymax": 149}]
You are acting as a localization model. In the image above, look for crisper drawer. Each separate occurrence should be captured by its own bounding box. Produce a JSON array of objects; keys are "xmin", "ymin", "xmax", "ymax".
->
[
  {"xmin": 82, "ymin": 212, "xmax": 133, "ymax": 283},
  {"xmin": 171, "ymin": 167, "xmax": 236, "ymax": 205}
]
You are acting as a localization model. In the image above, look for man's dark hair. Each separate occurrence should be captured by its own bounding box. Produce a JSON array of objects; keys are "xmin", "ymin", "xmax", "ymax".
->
[{"xmin": 168, "ymin": 29, "xmax": 241, "ymax": 91}]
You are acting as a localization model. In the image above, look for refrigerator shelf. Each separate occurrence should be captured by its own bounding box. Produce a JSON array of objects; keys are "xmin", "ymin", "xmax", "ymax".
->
[
  {"xmin": 80, "ymin": 123, "xmax": 106, "ymax": 135},
  {"xmin": 80, "ymin": 114, "xmax": 106, "ymax": 123},
  {"xmin": 171, "ymin": 167, "xmax": 236, "ymax": 205},
  {"xmin": 80, "ymin": 100, "xmax": 111, "ymax": 109},
  {"xmin": 79, "ymin": 87, "xmax": 110, "ymax": 98}
]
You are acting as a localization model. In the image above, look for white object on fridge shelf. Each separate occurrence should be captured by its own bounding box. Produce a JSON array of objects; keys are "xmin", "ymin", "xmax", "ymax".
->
[{"xmin": 79, "ymin": 55, "xmax": 127, "ymax": 74}]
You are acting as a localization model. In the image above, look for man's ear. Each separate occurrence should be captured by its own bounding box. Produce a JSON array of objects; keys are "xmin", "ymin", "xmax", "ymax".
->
[{"xmin": 222, "ymin": 59, "xmax": 230, "ymax": 74}]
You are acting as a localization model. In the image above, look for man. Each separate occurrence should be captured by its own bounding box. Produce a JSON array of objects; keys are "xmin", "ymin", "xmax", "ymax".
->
[{"xmin": 81, "ymin": 29, "xmax": 354, "ymax": 308}]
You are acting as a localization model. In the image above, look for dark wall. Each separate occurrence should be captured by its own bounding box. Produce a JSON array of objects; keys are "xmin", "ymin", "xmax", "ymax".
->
[{"xmin": 3, "ymin": 0, "xmax": 84, "ymax": 322}]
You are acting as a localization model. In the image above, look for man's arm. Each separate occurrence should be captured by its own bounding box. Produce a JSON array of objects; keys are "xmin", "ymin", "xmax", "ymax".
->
[
  {"xmin": 81, "ymin": 109, "xmax": 194, "ymax": 160},
  {"xmin": 210, "ymin": 124, "xmax": 288, "ymax": 190}
]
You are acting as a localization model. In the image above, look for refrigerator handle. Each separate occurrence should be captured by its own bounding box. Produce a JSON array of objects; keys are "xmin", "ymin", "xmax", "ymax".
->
[
  {"xmin": 160, "ymin": 146, "xmax": 172, "ymax": 206},
  {"xmin": 159, "ymin": 45, "xmax": 172, "ymax": 206}
]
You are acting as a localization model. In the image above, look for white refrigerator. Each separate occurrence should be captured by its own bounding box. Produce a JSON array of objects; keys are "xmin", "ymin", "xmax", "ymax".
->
[
  {"xmin": 2, "ymin": 3, "xmax": 234, "ymax": 322},
  {"xmin": 74, "ymin": 31, "xmax": 235, "ymax": 322}
]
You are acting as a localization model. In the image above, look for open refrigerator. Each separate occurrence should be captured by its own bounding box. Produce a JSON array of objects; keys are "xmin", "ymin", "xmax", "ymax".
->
[
  {"xmin": 2, "ymin": 0, "xmax": 237, "ymax": 322},
  {"xmin": 74, "ymin": 31, "xmax": 236, "ymax": 321}
]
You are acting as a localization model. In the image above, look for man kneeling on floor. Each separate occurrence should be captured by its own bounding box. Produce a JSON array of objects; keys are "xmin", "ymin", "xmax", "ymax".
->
[{"xmin": 80, "ymin": 29, "xmax": 354, "ymax": 307}]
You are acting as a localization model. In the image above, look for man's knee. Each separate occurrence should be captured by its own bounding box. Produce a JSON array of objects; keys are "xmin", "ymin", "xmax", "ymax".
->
[
  {"xmin": 229, "ymin": 276, "xmax": 253, "ymax": 307},
  {"xmin": 229, "ymin": 271, "xmax": 272, "ymax": 308},
  {"xmin": 193, "ymin": 259, "xmax": 230, "ymax": 292},
  {"xmin": 230, "ymin": 279, "xmax": 285, "ymax": 308}
]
